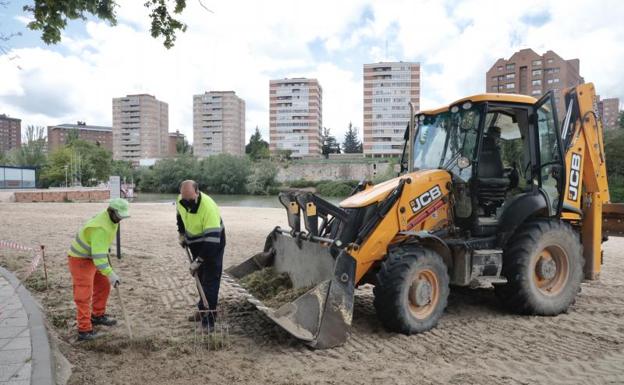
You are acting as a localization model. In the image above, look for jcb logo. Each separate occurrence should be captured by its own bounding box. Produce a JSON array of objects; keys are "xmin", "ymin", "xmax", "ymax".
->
[
  {"xmin": 568, "ymin": 153, "xmax": 582, "ymax": 201},
  {"xmin": 410, "ymin": 185, "xmax": 442, "ymax": 213}
]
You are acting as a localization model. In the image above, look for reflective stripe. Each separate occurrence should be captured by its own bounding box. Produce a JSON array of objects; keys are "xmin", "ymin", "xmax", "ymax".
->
[
  {"xmin": 95, "ymin": 263, "xmax": 110, "ymax": 270},
  {"xmin": 74, "ymin": 234, "xmax": 91, "ymax": 253},
  {"xmin": 185, "ymin": 236, "xmax": 221, "ymax": 244},
  {"xmin": 70, "ymin": 245, "xmax": 91, "ymax": 258},
  {"xmin": 91, "ymin": 253, "xmax": 108, "ymax": 258},
  {"xmin": 185, "ymin": 227, "xmax": 223, "ymax": 239}
]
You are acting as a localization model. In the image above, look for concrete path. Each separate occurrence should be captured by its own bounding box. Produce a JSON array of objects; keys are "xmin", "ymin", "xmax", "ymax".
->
[{"xmin": 0, "ymin": 268, "xmax": 53, "ymax": 385}]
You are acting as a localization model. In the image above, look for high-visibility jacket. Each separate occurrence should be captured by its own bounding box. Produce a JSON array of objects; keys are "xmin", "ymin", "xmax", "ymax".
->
[
  {"xmin": 176, "ymin": 192, "xmax": 224, "ymax": 258},
  {"xmin": 68, "ymin": 210, "xmax": 117, "ymax": 276}
]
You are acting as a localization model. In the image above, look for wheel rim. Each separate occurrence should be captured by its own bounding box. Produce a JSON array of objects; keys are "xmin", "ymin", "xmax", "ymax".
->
[
  {"xmin": 408, "ymin": 269, "xmax": 439, "ymax": 319},
  {"xmin": 532, "ymin": 245, "xmax": 569, "ymax": 296}
]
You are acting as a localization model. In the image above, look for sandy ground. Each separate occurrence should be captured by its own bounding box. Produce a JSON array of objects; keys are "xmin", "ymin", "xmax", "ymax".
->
[{"xmin": 1, "ymin": 202, "xmax": 623, "ymax": 385}]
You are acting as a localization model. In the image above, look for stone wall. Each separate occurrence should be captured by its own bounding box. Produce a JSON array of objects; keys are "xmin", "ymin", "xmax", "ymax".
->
[{"xmin": 276, "ymin": 161, "xmax": 394, "ymax": 182}]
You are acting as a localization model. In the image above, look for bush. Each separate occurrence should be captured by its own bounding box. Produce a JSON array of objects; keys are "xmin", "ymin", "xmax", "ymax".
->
[
  {"xmin": 247, "ymin": 160, "xmax": 279, "ymax": 195},
  {"xmin": 288, "ymin": 179, "xmax": 318, "ymax": 188},
  {"xmin": 316, "ymin": 180, "xmax": 359, "ymax": 197},
  {"xmin": 199, "ymin": 154, "xmax": 251, "ymax": 194}
]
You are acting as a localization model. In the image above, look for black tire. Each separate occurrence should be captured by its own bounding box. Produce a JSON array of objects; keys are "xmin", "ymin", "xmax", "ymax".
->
[
  {"xmin": 373, "ymin": 246, "xmax": 449, "ymax": 334},
  {"xmin": 495, "ymin": 219, "xmax": 583, "ymax": 315}
]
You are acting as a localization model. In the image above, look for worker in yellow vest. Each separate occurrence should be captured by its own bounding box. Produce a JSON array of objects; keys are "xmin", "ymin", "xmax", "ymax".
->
[
  {"xmin": 68, "ymin": 198, "xmax": 130, "ymax": 341},
  {"xmin": 176, "ymin": 180, "xmax": 226, "ymax": 331}
]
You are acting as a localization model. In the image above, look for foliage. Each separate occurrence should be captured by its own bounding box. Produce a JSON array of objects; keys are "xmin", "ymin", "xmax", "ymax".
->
[
  {"xmin": 274, "ymin": 149, "xmax": 293, "ymax": 162},
  {"xmin": 9, "ymin": 125, "xmax": 47, "ymax": 168},
  {"xmin": 137, "ymin": 155, "xmax": 199, "ymax": 193},
  {"xmin": 247, "ymin": 160, "xmax": 279, "ymax": 195},
  {"xmin": 342, "ymin": 122, "xmax": 363, "ymax": 153},
  {"xmin": 605, "ymin": 130, "xmax": 624, "ymax": 202},
  {"xmin": 176, "ymin": 135, "xmax": 192, "ymax": 155},
  {"xmin": 110, "ymin": 160, "xmax": 135, "ymax": 181},
  {"xmin": 321, "ymin": 127, "xmax": 340, "ymax": 158},
  {"xmin": 39, "ymin": 139, "xmax": 112, "ymax": 187},
  {"xmin": 246, "ymin": 127, "xmax": 270, "ymax": 160},
  {"xmin": 199, "ymin": 154, "xmax": 251, "ymax": 194},
  {"xmin": 316, "ymin": 180, "xmax": 359, "ymax": 197},
  {"xmin": 372, "ymin": 160, "xmax": 398, "ymax": 184},
  {"xmin": 287, "ymin": 179, "xmax": 318, "ymax": 188},
  {"xmin": 23, "ymin": 0, "xmax": 187, "ymax": 48},
  {"xmin": 619, "ymin": 111, "xmax": 624, "ymax": 130}
]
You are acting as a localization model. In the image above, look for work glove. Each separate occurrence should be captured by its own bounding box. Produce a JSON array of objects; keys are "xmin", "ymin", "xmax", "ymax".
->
[
  {"xmin": 178, "ymin": 233, "xmax": 187, "ymax": 249},
  {"xmin": 189, "ymin": 258, "xmax": 203, "ymax": 277},
  {"xmin": 108, "ymin": 272, "xmax": 121, "ymax": 288}
]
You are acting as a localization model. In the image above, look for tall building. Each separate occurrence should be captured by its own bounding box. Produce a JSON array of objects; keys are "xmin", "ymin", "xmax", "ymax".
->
[
  {"xmin": 486, "ymin": 49, "xmax": 584, "ymax": 119},
  {"xmin": 47, "ymin": 122, "xmax": 112, "ymax": 153},
  {"xmin": 193, "ymin": 91, "xmax": 245, "ymax": 157},
  {"xmin": 269, "ymin": 78, "xmax": 322, "ymax": 158},
  {"xmin": 598, "ymin": 97, "xmax": 620, "ymax": 131},
  {"xmin": 112, "ymin": 94, "xmax": 168, "ymax": 164},
  {"xmin": 363, "ymin": 62, "xmax": 420, "ymax": 158},
  {"xmin": 0, "ymin": 114, "xmax": 21, "ymax": 155},
  {"xmin": 168, "ymin": 130, "xmax": 185, "ymax": 156}
]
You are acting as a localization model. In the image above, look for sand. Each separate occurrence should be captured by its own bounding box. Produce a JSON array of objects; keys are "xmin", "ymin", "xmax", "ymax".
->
[{"xmin": 1, "ymin": 202, "xmax": 624, "ymax": 384}]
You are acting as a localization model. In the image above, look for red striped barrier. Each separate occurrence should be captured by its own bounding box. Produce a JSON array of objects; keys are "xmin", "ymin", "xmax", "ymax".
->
[{"xmin": 0, "ymin": 240, "xmax": 47, "ymax": 288}]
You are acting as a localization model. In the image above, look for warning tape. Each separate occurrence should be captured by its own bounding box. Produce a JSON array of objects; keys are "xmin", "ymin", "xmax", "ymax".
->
[{"xmin": 0, "ymin": 240, "xmax": 43, "ymax": 281}]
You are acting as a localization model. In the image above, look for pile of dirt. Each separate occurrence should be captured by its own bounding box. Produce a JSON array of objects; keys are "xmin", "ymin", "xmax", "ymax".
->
[{"xmin": 239, "ymin": 267, "xmax": 311, "ymax": 308}]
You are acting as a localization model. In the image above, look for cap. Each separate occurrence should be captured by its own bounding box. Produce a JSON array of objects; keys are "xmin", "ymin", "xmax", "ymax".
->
[{"xmin": 108, "ymin": 198, "xmax": 130, "ymax": 219}]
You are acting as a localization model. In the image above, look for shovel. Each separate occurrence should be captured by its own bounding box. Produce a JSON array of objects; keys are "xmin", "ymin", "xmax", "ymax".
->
[{"xmin": 185, "ymin": 246, "xmax": 210, "ymax": 312}]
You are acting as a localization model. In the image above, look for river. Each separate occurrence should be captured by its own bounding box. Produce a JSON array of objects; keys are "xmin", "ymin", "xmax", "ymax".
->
[{"xmin": 133, "ymin": 193, "xmax": 344, "ymax": 208}]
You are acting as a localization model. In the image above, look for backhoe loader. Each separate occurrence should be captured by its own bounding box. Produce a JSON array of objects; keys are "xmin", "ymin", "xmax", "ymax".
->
[{"xmin": 227, "ymin": 82, "xmax": 624, "ymax": 348}]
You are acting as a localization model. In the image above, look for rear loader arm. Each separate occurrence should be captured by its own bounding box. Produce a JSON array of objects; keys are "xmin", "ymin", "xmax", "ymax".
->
[{"xmin": 561, "ymin": 83, "xmax": 612, "ymax": 279}]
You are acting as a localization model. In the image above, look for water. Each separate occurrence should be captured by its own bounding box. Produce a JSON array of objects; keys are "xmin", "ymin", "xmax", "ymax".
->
[{"xmin": 133, "ymin": 193, "xmax": 343, "ymax": 208}]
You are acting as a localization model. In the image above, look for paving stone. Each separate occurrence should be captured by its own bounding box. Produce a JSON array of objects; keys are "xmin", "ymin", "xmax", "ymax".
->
[
  {"xmin": 0, "ymin": 349, "xmax": 30, "ymax": 364},
  {"xmin": 0, "ymin": 364, "xmax": 21, "ymax": 381},
  {"xmin": 0, "ymin": 329, "xmax": 26, "ymax": 340},
  {"xmin": 0, "ymin": 338, "xmax": 30, "ymax": 352},
  {"xmin": 8, "ymin": 362, "xmax": 30, "ymax": 382}
]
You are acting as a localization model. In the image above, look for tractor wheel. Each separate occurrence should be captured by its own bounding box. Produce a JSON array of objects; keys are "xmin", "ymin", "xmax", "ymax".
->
[
  {"xmin": 373, "ymin": 246, "xmax": 449, "ymax": 334},
  {"xmin": 495, "ymin": 219, "xmax": 583, "ymax": 315}
]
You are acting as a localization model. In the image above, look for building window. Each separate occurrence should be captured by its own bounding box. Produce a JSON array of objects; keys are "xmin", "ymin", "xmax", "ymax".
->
[
  {"xmin": 505, "ymin": 83, "xmax": 515, "ymax": 89},
  {"xmin": 491, "ymin": 85, "xmax": 499, "ymax": 92},
  {"xmin": 532, "ymin": 69, "xmax": 542, "ymax": 76},
  {"xmin": 532, "ymin": 79, "xmax": 541, "ymax": 86},
  {"xmin": 532, "ymin": 60, "xmax": 542, "ymax": 66},
  {"xmin": 506, "ymin": 63, "xmax": 515, "ymax": 71},
  {"xmin": 505, "ymin": 73, "xmax": 515, "ymax": 79},
  {"xmin": 532, "ymin": 89, "xmax": 542, "ymax": 95},
  {"xmin": 547, "ymin": 58, "xmax": 554, "ymax": 64},
  {"xmin": 497, "ymin": 66, "xmax": 503, "ymax": 71}
]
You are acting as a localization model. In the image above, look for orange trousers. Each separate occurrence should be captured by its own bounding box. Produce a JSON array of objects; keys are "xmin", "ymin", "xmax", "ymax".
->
[{"xmin": 67, "ymin": 256, "xmax": 110, "ymax": 332}]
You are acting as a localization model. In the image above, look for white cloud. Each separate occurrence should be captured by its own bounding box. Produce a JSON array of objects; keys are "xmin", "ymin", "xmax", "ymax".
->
[{"xmin": 1, "ymin": 0, "xmax": 624, "ymax": 148}]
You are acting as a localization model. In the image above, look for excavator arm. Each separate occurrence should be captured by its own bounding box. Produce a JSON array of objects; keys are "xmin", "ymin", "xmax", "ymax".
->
[{"xmin": 560, "ymin": 83, "xmax": 623, "ymax": 279}]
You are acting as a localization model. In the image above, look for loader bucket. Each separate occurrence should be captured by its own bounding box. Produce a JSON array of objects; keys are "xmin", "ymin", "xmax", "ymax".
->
[{"xmin": 225, "ymin": 228, "xmax": 356, "ymax": 349}]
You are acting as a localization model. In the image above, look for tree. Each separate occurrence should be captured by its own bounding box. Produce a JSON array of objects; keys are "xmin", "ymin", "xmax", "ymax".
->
[
  {"xmin": 321, "ymin": 127, "xmax": 340, "ymax": 158},
  {"xmin": 176, "ymin": 135, "xmax": 192, "ymax": 155},
  {"xmin": 65, "ymin": 127, "xmax": 80, "ymax": 145},
  {"xmin": 199, "ymin": 154, "xmax": 251, "ymax": 194},
  {"xmin": 39, "ymin": 139, "xmax": 112, "ymax": 187},
  {"xmin": 342, "ymin": 122, "xmax": 363, "ymax": 153},
  {"xmin": 245, "ymin": 126, "xmax": 270, "ymax": 160},
  {"xmin": 10, "ymin": 125, "xmax": 47, "ymax": 168},
  {"xmin": 619, "ymin": 111, "xmax": 624, "ymax": 130},
  {"xmin": 246, "ymin": 160, "xmax": 279, "ymax": 195},
  {"xmin": 23, "ymin": 0, "xmax": 188, "ymax": 49}
]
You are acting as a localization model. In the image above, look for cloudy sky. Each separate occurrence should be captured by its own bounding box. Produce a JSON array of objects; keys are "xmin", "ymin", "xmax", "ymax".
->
[{"xmin": 1, "ymin": 0, "xmax": 623, "ymax": 145}]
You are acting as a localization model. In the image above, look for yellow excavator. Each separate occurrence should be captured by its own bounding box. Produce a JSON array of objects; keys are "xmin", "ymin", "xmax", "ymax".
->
[{"xmin": 227, "ymin": 82, "xmax": 624, "ymax": 348}]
